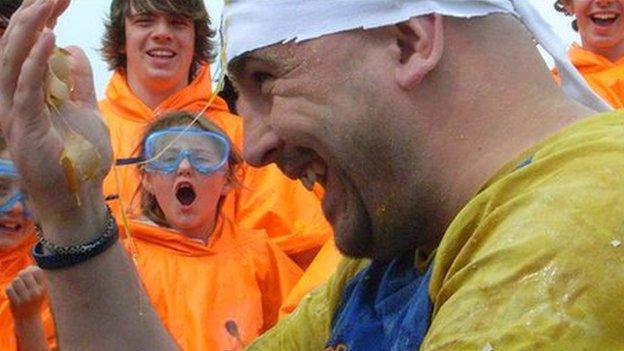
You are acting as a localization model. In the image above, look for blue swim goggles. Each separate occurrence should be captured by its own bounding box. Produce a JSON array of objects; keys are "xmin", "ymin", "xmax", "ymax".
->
[
  {"xmin": 142, "ymin": 127, "xmax": 230, "ymax": 175},
  {"xmin": 0, "ymin": 159, "xmax": 30, "ymax": 215}
]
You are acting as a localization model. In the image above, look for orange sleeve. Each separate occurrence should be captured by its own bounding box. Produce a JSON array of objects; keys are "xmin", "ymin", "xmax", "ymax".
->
[
  {"xmin": 235, "ymin": 163, "xmax": 333, "ymax": 268},
  {"xmin": 554, "ymin": 44, "xmax": 624, "ymax": 109},
  {"xmin": 0, "ymin": 242, "xmax": 57, "ymax": 350},
  {"xmin": 253, "ymin": 241, "xmax": 303, "ymax": 331},
  {"xmin": 0, "ymin": 298, "xmax": 18, "ymax": 350},
  {"xmin": 278, "ymin": 237, "xmax": 344, "ymax": 318},
  {"xmin": 0, "ymin": 293, "xmax": 57, "ymax": 350}
]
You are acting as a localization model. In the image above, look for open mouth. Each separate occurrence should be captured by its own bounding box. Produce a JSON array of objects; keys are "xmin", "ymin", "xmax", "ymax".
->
[
  {"xmin": 176, "ymin": 183, "xmax": 197, "ymax": 206},
  {"xmin": 590, "ymin": 13, "xmax": 619, "ymax": 26},
  {"xmin": 0, "ymin": 221, "xmax": 22, "ymax": 233}
]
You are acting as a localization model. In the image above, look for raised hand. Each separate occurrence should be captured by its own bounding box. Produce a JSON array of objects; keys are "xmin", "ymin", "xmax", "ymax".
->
[
  {"xmin": 0, "ymin": 0, "xmax": 113, "ymax": 244},
  {"xmin": 0, "ymin": 3, "xmax": 178, "ymax": 349},
  {"xmin": 6, "ymin": 265, "xmax": 47, "ymax": 319}
]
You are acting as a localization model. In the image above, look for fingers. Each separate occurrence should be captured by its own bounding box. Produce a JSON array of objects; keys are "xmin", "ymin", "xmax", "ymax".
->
[
  {"xmin": 5, "ymin": 285, "xmax": 18, "ymax": 303},
  {"xmin": 0, "ymin": 0, "xmax": 38, "ymax": 42},
  {"xmin": 6, "ymin": 266, "xmax": 46, "ymax": 305},
  {"xmin": 7, "ymin": 277, "xmax": 28, "ymax": 299},
  {"xmin": 9, "ymin": 28, "xmax": 55, "ymax": 138},
  {"xmin": 47, "ymin": 0, "xmax": 71, "ymax": 29},
  {"xmin": 29, "ymin": 265, "xmax": 46, "ymax": 287},
  {"xmin": 0, "ymin": 0, "xmax": 55, "ymax": 106},
  {"xmin": 65, "ymin": 45, "xmax": 98, "ymax": 109}
]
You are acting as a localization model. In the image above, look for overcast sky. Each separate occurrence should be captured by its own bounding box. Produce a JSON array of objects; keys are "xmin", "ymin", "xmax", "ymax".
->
[{"xmin": 54, "ymin": 0, "xmax": 578, "ymax": 99}]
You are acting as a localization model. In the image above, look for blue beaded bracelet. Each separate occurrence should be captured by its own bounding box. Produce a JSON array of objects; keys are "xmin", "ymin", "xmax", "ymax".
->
[{"xmin": 32, "ymin": 208, "xmax": 119, "ymax": 270}]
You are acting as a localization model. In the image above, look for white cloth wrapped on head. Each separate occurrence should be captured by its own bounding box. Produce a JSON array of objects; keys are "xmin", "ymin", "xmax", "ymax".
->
[{"xmin": 222, "ymin": 0, "xmax": 611, "ymax": 112}]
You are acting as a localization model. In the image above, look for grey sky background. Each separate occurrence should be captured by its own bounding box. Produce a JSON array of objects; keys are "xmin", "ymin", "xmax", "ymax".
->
[{"xmin": 54, "ymin": 1, "xmax": 578, "ymax": 99}]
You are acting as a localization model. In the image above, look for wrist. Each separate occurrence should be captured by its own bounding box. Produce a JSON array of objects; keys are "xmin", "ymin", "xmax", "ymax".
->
[
  {"xmin": 33, "ymin": 205, "xmax": 119, "ymax": 270},
  {"xmin": 11, "ymin": 309, "xmax": 43, "ymax": 322},
  {"xmin": 33, "ymin": 188, "xmax": 108, "ymax": 246}
]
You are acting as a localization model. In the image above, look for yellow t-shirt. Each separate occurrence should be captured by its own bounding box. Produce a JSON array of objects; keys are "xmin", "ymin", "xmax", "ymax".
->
[{"xmin": 249, "ymin": 111, "xmax": 624, "ymax": 350}]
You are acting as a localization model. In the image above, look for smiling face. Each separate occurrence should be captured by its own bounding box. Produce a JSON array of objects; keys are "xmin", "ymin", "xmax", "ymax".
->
[
  {"xmin": 230, "ymin": 30, "xmax": 429, "ymax": 260},
  {"xmin": 566, "ymin": 0, "xmax": 624, "ymax": 60},
  {"xmin": 123, "ymin": 9, "xmax": 196, "ymax": 95}
]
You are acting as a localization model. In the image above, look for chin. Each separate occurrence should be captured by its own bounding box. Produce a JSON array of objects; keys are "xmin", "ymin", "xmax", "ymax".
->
[
  {"xmin": 0, "ymin": 236, "xmax": 27, "ymax": 251},
  {"xmin": 171, "ymin": 218, "xmax": 199, "ymax": 231},
  {"xmin": 332, "ymin": 208, "xmax": 375, "ymax": 259}
]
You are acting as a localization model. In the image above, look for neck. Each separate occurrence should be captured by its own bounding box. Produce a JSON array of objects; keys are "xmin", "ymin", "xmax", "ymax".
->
[
  {"xmin": 409, "ymin": 16, "xmax": 598, "ymax": 253},
  {"xmin": 126, "ymin": 72, "xmax": 189, "ymax": 110},
  {"xmin": 583, "ymin": 42, "xmax": 624, "ymax": 62},
  {"xmin": 178, "ymin": 216, "xmax": 216, "ymax": 244}
]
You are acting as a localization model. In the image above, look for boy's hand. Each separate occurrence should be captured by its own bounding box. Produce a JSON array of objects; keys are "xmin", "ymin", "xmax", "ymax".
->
[{"xmin": 6, "ymin": 265, "xmax": 47, "ymax": 319}]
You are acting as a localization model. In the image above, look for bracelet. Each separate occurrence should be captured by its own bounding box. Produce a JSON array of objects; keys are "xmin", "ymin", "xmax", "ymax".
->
[{"xmin": 32, "ymin": 206, "xmax": 119, "ymax": 270}]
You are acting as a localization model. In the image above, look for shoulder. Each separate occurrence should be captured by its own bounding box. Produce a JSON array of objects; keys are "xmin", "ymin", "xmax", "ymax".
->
[
  {"xmin": 247, "ymin": 258, "xmax": 370, "ymax": 351},
  {"xmin": 425, "ymin": 113, "xmax": 624, "ymax": 349}
]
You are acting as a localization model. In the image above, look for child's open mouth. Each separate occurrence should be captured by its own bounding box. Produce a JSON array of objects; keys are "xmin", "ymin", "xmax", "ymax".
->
[{"xmin": 176, "ymin": 182, "xmax": 197, "ymax": 206}]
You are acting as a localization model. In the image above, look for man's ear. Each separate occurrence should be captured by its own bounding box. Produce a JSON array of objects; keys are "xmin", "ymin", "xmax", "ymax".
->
[{"xmin": 394, "ymin": 14, "xmax": 444, "ymax": 90}]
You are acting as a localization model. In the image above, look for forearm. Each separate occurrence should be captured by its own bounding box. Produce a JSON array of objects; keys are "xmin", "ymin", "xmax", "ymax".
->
[
  {"xmin": 45, "ymin": 242, "xmax": 178, "ymax": 350},
  {"xmin": 14, "ymin": 315, "xmax": 50, "ymax": 351},
  {"xmin": 39, "ymin": 196, "xmax": 178, "ymax": 350}
]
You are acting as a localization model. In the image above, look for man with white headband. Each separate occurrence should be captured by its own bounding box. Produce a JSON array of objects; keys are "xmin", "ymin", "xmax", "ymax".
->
[
  {"xmin": 224, "ymin": 0, "xmax": 623, "ymax": 350},
  {"xmin": 1, "ymin": 0, "xmax": 624, "ymax": 350}
]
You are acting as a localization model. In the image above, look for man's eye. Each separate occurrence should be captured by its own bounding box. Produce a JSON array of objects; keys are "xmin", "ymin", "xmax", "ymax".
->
[
  {"xmin": 253, "ymin": 72, "xmax": 272, "ymax": 84},
  {"xmin": 252, "ymin": 72, "xmax": 274, "ymax": 93}
]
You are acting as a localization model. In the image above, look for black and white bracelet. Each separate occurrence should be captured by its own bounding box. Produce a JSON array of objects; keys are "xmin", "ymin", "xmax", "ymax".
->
[{"xmin": 32, "ymin": 206, "xmax": 119, "ymax": 270}]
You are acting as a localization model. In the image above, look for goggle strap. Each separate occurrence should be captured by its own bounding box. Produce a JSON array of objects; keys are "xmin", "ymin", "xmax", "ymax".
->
[{"xmin": 116, "ymin": 157, "xmax": 145, "ymax": 166}]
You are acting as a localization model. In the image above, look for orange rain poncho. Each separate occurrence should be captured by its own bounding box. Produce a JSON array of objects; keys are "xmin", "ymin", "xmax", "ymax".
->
[
  {"xmin": 121, "ymin": 216, "xmax": 302, "ymax": 351},
  {"xmin": 0, "ymin": 236, "xmax": 56, "ymax": 350},
  {"xmin": 278, "ymin": 236, "xmax": 343, "ymax": 318},
  {"xmin": 99, "ymin": 66, "xmax": 332, "ymax": 268},
  {"xmin": 553, "ymin": 43, "xmax": 624, "ymax": 109}
]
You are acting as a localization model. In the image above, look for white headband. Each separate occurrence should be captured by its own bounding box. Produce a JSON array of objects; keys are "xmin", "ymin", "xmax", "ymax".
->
[{"xmin": 223, "ymin": 0, "xmax": 611, "ymax": 112}]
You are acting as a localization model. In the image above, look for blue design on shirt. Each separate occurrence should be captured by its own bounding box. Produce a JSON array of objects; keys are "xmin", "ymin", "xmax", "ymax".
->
[
  {"xmin": 515, "ymin": 155, "xmax": 534, "ymax": 170},
  {"xmin": 325, "ymin": 252, "xmax": 433, "ymax": 351}
]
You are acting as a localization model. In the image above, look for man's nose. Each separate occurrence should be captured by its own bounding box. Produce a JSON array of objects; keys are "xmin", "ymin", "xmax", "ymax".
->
[{"xmin": 240, "ymin": 106, "xmax": 281, "ymax": 167}]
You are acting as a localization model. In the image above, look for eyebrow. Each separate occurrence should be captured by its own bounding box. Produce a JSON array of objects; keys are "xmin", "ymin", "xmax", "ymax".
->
[{"xmin": 227, "ymin": 53, "xmax": 251, "ymax": 86}]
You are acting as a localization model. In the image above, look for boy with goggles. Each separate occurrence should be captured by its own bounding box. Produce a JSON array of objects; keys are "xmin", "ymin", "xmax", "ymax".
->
[{"xmin": 118, "ymin": 112, "xmax": 301, "ymax": 350}]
